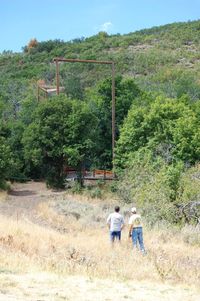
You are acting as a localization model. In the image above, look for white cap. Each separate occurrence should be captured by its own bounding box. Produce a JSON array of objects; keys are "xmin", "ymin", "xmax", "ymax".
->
[{"xmin": 131, "ymin": 207, "xmax": 137, "ymax": 213}]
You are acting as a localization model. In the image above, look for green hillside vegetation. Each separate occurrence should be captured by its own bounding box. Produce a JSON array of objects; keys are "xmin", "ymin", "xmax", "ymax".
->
[{"xmin": 0, "ymin": 20, "xmax": 200, "ymax": 225}]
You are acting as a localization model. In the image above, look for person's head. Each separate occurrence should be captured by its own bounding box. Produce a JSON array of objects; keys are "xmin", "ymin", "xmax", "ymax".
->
[
  {"xmin": 131, "ymin": 207, "xmax": 137, "ymax": 214},
  {"xmin": 115, "ymin": 206, "xmax": 120, "ymax": 213}
]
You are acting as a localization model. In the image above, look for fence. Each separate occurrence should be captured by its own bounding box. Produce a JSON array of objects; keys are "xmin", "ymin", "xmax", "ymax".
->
[{"xmin": 65, "ymin": 168, "xmax": 114, "ymax": 180}]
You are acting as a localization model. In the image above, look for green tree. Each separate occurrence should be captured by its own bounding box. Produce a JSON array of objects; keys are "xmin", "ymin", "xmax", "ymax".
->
[
  {"xmin": 116, "ymin": 95, "xmax": 200, "ymax": 169},
  {"xmin": 0, "ymin": 138, "xmax": 12, "ymax": 188},
  {"xmin": 23, "ymin": 95, "xmax": 97, "ymax": 188},
  {"xmin": 0, "ymin": 122, "xmax": 13, "ymax": 188},
  {"xmin": 86, "ymin": 76, "xmax": 141, "ymax": 168},
  {"xmin": 7, "ymin": 120, "xmax": 26, "ymax": 180}
]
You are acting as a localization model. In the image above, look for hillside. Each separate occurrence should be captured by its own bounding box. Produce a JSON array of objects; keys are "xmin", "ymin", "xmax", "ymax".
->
[
  {"xmin": 0, "ymin": 20, "xmax": 200, "ymax": 220},
  {"xmin": 0, "ymin": 20, "xmax": 200, "ymax": 106},
  {"xmin": 0, "ymin": 182, "xmax": 200, "ymax": 300}
]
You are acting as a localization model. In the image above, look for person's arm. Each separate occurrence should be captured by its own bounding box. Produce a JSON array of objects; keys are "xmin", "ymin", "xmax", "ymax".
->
[
  {"xmin": 128, "ymin": 225, "xmax": 133, "ymax": 237},
  {"xmin": 128, "ymin": 216, "xmax": 133, "ymax": 238},
  {"xmin": 121, "ymin": 217, "xmax": 125, "ymax": 230},
  {"xmin": 107, "ymin": 215, "xmax": 111, "ymax": 229},
  {"xmin": 129, "ymin": 224, "xmax": 133, "ymax": 237}
]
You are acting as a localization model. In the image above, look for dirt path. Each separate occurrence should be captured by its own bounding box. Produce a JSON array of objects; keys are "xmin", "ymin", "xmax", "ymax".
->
[
  {"xmin": 0, "ymin": 273, "xmax": 199, "ymax": 301},
  {"xmin": 0, "ymin": 181, "xmax": 64, "ymax": 219}
]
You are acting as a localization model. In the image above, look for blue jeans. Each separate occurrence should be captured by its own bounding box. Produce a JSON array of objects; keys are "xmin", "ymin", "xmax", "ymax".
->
[
  {"xmin": 132, "ymin": 227, "xmax": 145, "ymax": 252},
  {"xmin": 110, "ymin": 231, "xmax": 121, "ymax": 242}
]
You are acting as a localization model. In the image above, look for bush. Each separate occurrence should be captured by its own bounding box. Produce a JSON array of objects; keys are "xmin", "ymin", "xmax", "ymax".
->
[
  {"xmin": 71, "ymin": 181, "xmax": 82, "ymax": 194},
  {"xmin": 117, "ymin": 154, "xmax": 200, "ymax": 227},
  {"xmin": 116, "ymin": 151, "xmax": 183, "ymax": 224},
  {"xmin": 0, "ymin": 180, "xmax": 10, "ymax": 191},
  {"xmin": 89, "ymin": 187, "xmax": 102, "ymax": 199},
  {"xmin": 176, "ymin": 165, "xmax": 200, "ymax": 225},
  {"xmin": 181, "ymin": 225, "xmax": 200, "ymax": 246},
  {"xmin": 109, "ymin": 181, "xmax": 118, "ymax": 193}
]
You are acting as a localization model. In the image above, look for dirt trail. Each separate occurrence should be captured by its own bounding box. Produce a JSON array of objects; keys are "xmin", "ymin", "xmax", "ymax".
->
[{"xmin": 0, "ymin": 181, "xmax": 64, "ymax": 219}]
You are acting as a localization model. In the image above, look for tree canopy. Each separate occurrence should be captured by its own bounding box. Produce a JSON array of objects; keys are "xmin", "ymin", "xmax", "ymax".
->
[{"xmin": 22, "ymin": 95, "xmax": 97, "ymax": 187}]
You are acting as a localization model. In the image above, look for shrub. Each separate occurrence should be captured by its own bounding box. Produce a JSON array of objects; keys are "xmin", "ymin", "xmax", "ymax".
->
[
  {"xmin": 71, "ymin": 181, "xmax": 82, "ymax": 194},
  {"xmin": 89, "ymin": 187, "xmax": 102, "ymax": 199},
  {"xmin": 116, "ymin": 150, "xmax": 185, "ymax": 224},
  {"xmin": 181, "ymin": 225, "xmax": 200, "ymax": 246}
]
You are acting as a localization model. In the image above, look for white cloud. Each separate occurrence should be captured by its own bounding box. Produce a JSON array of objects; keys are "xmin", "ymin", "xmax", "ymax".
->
[{"xmin": 99, "ymin": 21, "xmax": 113, "ymax": 32}]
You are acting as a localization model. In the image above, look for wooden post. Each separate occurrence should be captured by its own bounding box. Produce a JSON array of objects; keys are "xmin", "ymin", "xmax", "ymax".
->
[
  {"xmin": 112, "ymin": 62, "xmax": 116, "ymax": 174},
  {"xmin": 56, "ymin": 60, "xmax": 60, "ymax": 95},
  {"xmin": 37, "ymin": 85, "xmax": 39, "ymax": 102}
]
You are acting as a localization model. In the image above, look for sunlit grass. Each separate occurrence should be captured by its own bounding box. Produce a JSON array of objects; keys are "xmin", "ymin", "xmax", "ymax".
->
[{"xmin": 0, "ymin": 193, "xmax": 199, "ymax": 288}]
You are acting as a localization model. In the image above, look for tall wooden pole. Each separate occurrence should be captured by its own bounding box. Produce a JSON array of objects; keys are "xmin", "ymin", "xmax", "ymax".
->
[
  {"xmin": 37, "ymin": 85, "xmax": 39, "ymax": 102},
  {"xmin": 56, "ymin": 60, "xmax": 60, "ymax": 95},
  {"xmin": 112, "ymin": 62, "xmax": 115, "ymax": 169}
]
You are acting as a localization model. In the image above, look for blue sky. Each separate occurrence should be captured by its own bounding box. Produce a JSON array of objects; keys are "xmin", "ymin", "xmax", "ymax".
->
[{"xmin": 0, "ymin": 0, "xmax": 199, "ymax": 53}]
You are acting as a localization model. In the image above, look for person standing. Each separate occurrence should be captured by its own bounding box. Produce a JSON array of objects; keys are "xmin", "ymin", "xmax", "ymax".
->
[
  {"xmin": 128, "ymin": 207, "xmax": 145, "ymax": 253},
  {"xmin": 107, "ymin": 206, "xmax": 125, "ymax": 243}
]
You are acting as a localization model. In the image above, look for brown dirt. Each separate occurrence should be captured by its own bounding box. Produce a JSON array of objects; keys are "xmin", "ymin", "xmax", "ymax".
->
[{"xmin": 0, "ymin": 181, "xmax": 65, "ymax": 220}]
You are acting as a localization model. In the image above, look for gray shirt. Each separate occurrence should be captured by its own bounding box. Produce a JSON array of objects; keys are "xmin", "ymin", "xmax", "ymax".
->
[{"xmin": 107, "ymin": 212, "xmax": 124, "ymax": 231}]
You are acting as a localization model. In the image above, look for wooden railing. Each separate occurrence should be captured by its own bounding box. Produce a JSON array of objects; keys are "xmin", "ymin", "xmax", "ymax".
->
[
  {"xmin": 64, "ymin": 167, "xmax": 114, "ymax": 180},
  {"xmin": 92, "ymin": 169, "xmax": 113, "ymax": 178}
]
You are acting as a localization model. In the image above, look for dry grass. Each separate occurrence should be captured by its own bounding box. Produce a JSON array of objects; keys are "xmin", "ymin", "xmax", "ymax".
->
[
  {"xmin": 1, "ymin": 272, "xmax": 199, "ymax": 301},
  {"xmin": 0, "ymin": 184, "xmax": 199, "ymax": 300},
  {"xmin": 0, "ymin": 192, "xmax": 200, "ymax": 289},
  {"xmin": 0, "ymin": 190, "xmax": 7, "ymax": 202}
]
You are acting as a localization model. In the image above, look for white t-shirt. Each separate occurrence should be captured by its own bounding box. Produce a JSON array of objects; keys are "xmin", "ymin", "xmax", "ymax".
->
[
  {"xmin": 128, "ymin": 214, "xmax": 142, "ymax": 228},
  {"xmin": 107, "ymin": 212, "xmax": 124, "ymax": 232}
]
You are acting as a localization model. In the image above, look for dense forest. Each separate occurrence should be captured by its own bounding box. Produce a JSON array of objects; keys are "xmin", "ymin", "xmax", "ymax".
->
[{"xmin": 0, "ymin": 20, "xmax": 200, "ymax": 225}]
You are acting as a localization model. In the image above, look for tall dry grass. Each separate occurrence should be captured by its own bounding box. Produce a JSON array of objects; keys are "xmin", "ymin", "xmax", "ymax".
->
[{"xmin": 0, "ymin": 191, "xmax": 200, "ymax": 289}]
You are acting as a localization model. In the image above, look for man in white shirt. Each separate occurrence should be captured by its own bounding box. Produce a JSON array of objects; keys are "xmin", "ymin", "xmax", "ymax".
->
[
  {"xmin": 107, "ymin": 206, "xmax": 125, "ymax": 243},
  {"xmin": 128, "ymin": 207, "xmax": 145, "ymax": 253}
]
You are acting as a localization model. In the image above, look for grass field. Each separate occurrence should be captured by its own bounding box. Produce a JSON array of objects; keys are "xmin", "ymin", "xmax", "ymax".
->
[{"xmin": 0, "ymin": 182, "xmax": 199, "ymax": 300}]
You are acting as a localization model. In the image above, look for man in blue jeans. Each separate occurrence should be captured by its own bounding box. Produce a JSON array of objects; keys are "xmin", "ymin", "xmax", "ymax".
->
[
  {"xmin": 107, "ymin": 206, "xmax": 125, "ymax": 243},
  {"xmin": 128, "ymin": 207, "xmax": 145, "ymax": 253}
]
